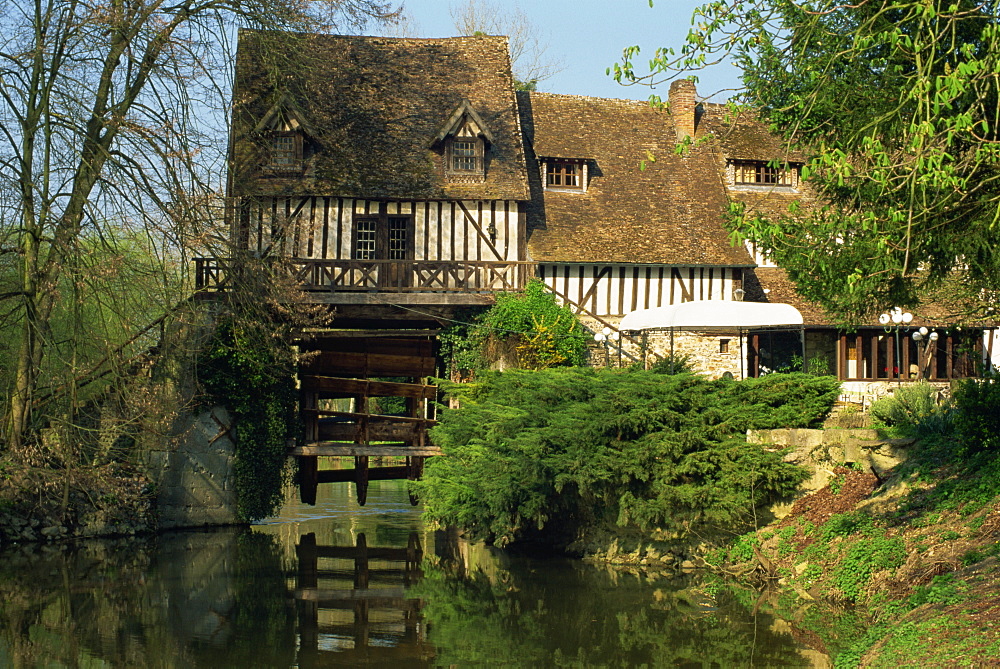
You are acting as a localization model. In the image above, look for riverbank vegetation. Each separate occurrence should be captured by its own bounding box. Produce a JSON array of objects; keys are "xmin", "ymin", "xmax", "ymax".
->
[
  {"xmin": 705, "ymin": 377, "xmax": 1000, "ymax": 666},
  {"xmin": 416, "ymin": 369, "xmax": 840, "ymax": 547}
]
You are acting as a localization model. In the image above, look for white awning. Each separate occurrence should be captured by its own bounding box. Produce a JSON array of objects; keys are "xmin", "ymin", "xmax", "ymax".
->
[{"xmin": 619, "ymin": 300, "xmax": 804, "ymax": 331}]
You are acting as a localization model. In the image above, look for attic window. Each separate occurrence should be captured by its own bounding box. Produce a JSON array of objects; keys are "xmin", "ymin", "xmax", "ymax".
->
[
  {"xmin": 731, "ymin": 160, "xmax": 798, "ymax": 188},
  {"xmin": 543, "ymin": 159, "xmax": 588, "ymax": 192},
  {"xmin": 452, "ymin": 139, "xmax": 479, "ymax": 171},
  {"xmin": 267, "ymin": 131, "xmax": 303, "ymax": 174}
]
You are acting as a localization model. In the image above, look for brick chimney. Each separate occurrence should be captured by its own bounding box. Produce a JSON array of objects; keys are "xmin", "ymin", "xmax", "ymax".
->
[{"xmin": 669, "ymin": 79, "xmax": 697, "ymax": 141}]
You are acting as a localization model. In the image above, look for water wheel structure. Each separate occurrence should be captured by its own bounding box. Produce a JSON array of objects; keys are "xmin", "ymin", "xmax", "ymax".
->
[{"xmin": 292, "ymin": 332, "xmax": 442, "ymax": 506}]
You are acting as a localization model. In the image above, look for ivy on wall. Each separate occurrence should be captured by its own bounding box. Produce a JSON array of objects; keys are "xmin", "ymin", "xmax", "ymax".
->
[{"xmin": 198, "ymin": 316, "xmax": 298, "ymax": 522}]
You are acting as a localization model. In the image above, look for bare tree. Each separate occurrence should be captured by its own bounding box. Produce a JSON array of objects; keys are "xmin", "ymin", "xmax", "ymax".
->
[
  {"xmin": 0, "ymin": 0, "xmax": 398, "ymax": 454},
  {"xmin": 450, "ymin": 0, "xmax": 563, "ymax": 91}
]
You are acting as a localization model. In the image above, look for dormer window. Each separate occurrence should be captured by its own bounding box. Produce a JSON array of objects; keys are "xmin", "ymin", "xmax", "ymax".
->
[
  {"xmin": 269, "ymin": 132, "xmax": 303, "ymax": 173},
  {"xmin": 433, "ymin": 99, "xmax": 494, "ymax": 182},
  {"xmin": 542, "ymin": 158, "xmax": 588, "ymax": 192},
  {"xmin": 729, "ymin": 160, "xmax": 800, "ymax": 188},
  {"xmin": 253, "ymin": 94, "xmax": 314, "ymax": 177},
  {"xmin": 450, "ymin": 138, "xmax": 480, "ymax": 172}
]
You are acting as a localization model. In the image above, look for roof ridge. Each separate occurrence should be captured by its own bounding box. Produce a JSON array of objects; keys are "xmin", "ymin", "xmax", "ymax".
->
[{"xmin": 528, "ymin": 91, "xmax": 665, "ymax": 108}]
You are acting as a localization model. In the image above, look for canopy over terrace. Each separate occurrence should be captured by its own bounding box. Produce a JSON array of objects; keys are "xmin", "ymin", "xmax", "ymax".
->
[{"xmin": 619, "ymin": 300, "xmax": 805, "ymax": 377}]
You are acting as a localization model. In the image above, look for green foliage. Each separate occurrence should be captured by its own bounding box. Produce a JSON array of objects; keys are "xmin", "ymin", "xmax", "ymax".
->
[
  {"xmin": 644, "ymin": 353, "xmax": 697, "ymax": 375},
  {"xmin": 199, "ymin": 316, "xmax": 298, "ymax": 522},
  {"xmin": 821, "ymin": 512, "xmax": 876, "ymax": 541},
  {"xmin": 617, "ymin": 0, "xmax": 1000, "ymax": 318},
  {"xmin": 729, "ymin": 531, "xmax": 761, "ymax": 563},
  {"xmin": 870, "ymin": 382, "xmax": 953, "ymax": 437},
  {"xmin": 952, "ymin": 377, "xmax": 1000, "ymax": 455},
  {"xmin": 833, "ymin": 536, "xmax": 906, "ymax": 601},
  {"xmin": 438, "ymin": 280, "xmax": 589, "ymax": 377},
  {"xmin": 416, "ymin": 369, "xmax": 839, "ymax": 546}
]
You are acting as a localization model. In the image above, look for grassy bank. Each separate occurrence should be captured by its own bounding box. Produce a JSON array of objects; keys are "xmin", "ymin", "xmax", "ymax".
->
[{"xmin": 709, "ymin": 384, "xmax": 1000, "ymax": 666}]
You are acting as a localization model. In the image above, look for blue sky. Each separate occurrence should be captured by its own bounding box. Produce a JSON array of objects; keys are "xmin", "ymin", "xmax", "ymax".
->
[{"xmin": 393, "ymin": 0, "xmax": 743, "ymax": 101}]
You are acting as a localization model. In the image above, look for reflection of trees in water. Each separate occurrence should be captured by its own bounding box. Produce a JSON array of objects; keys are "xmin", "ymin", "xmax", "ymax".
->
[
  {"xmin": 412, "ymin": 556, "xmax": 816, "ymax": 668},
  {"xmin": 0, "ymin": 530, "xmax": 295, "ymax": 667}
]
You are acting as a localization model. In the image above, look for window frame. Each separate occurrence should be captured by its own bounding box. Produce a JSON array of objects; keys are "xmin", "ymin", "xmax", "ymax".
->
[
  {"xmin": 542, "ymin": 158, "xmax": 588, "ymax": 192},
  {"xmin": 351, "ymin": 212, "xmax": 415, "ymax": 262},
  {"xmin": 730, "ymin": 159, "xmax": 798, "ymax": 188},
  {"xmin": 445, "ymin": 136, "xmax": 485, "ymax": 177},
  {"xmin": 265, "ymin": 131, "xmax": 304, "ymax": 175}
]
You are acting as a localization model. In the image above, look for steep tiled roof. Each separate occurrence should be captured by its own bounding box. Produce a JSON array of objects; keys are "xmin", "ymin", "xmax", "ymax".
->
[
  {"xmin": 520, "ymin": 92, "xmax": 754, "ymax": 266},
  {"xmin": 701, "ymin": 104, "xmax": 806, "ymax": 163},
  {"xmin": 750, "ymin": 268, "xmax": 998, "ymax": 328},
  {"xmin": 231, "ymin": 31, "xmax": 529, "ymax": 201}
]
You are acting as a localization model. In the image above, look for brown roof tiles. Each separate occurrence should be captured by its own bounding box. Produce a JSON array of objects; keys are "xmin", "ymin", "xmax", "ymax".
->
[
  {"xmin": 232, "ymin": 31, "xmax": 529, "ymax": 201},
  {"xmin": 520, "ymin": 91, "xmax": 754, "ymax": 266}
]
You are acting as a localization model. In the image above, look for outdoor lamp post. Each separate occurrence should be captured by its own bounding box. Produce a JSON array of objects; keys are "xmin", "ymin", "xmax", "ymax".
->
[
  {"xmin": 594, "ymin": 329, "xmax": 610, "ymax": 368},
  {"xmin": 879, "ymin": 307, "xmax": 913, "ymax": 382}
]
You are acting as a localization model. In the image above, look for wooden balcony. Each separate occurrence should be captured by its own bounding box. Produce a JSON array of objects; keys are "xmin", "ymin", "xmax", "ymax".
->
[{"xmin": 194, "ymin": 257, "xmax": 536, "ymax": 305}]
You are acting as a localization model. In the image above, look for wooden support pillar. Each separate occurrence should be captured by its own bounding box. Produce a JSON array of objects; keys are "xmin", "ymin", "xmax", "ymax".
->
[
  {"xmin": 351, "ymin": 532, "xmax": 371, "ymax": 655},
  {"xmin": 299, "ymin": 456, "xmax": 318, "ymax": 505},
  {"xmin": 407, "ymin": 456, "xmax": 424, "ymax": 506},
  {"xmin": 296, "ymin": 533, "xmax": 319, "ymax": 654},
  {"xmin": 946, "ymin": 335, "xmax": 954, "ymax": 378},
  {"xmin": 856, "ymin": 334, "xmax": 863, "ymax": 379},
  {"xmin": 355, "ymin": 455, "xmax": 369, "ymax": 505}
]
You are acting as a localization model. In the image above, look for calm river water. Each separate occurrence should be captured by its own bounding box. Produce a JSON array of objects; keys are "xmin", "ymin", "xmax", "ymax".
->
[{"xmin": 0, "ymin": 480, "xmax": 831, "ymax": 667}]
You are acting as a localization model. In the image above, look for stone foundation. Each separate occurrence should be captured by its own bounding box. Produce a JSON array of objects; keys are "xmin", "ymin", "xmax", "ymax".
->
[{"xmin": 141, "ymin": 406, "xmax": 239, "ymax": 529}]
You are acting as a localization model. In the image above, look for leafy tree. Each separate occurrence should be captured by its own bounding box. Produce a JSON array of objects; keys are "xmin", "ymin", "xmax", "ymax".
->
[
  {"xmin": 615, "ymin": 0, "xmax": 1000, "ymax": 320},
  {"xmin": 415, "ymin": 369, "xmax": 838, "ymax": 547},
  {"xmin": 439, "ymin": 279, "xmax": 590, "ymax": 376},
  {"xmin": 0, "ymin": 0, "xmax": 397, "ymax": 453}
]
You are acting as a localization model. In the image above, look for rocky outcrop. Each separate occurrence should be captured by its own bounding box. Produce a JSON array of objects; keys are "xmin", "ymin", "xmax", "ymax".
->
[{"xmin": 748, "ymin": 428, "xmax": 915, "ymax": 519}]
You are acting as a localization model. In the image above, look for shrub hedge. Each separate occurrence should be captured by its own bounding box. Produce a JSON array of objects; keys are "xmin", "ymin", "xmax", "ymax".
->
[{"xmin": 415, "ymin": 369, "xmax": 840, "ymax": 547}]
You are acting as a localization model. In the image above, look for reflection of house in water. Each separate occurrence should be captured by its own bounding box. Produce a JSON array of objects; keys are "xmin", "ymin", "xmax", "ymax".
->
[{"xmin": 294, "ymin": 531, "xmax": 431, "ymax": 664}]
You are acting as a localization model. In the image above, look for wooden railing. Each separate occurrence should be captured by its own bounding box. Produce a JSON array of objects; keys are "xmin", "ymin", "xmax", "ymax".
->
[{"xmin": 194, "ymin": 257, "xmax": 536, "ymax": 294}]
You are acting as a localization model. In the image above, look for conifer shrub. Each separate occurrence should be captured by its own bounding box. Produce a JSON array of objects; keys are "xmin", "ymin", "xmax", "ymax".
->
[
  {"xmin": 415, "ymin": 369, "xmax": 839, "ymax": 547},
  {"xmin": 869, "ymin": 381, "xmax": 953, "ymax": 437},
  {"xmin": 952, "ymin": 376, "xmax": 1000, "ymax": 455}
]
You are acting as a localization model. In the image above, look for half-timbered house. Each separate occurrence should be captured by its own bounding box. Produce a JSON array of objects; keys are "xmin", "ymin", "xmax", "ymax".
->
[
  {"xmin": 216, "ymin": 31, "xmax": 534, "ymax": 322},
  {"xmin": 216, "ymin": 30, "xmax": 996, "ymax": 465}
]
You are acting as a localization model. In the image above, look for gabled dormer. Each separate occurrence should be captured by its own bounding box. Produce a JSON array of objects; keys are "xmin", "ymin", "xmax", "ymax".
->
[
  {"xmin": 431, "ymin": 98, "xmax": 494, "ymax": 182},
  {"xmin": 254, "ymin": 94, "xmax": 315, "ymax": 176}
]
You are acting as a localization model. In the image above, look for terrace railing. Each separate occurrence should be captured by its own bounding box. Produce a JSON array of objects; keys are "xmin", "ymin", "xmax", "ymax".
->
[{"xmin": 194, "ymin": 257, "xmax": 536, "ymax": 294}]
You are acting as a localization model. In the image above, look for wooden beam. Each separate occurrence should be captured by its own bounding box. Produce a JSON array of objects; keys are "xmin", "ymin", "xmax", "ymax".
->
[
  {"xmin": 305, "ymin": 337, "xmax": 433, "ymax": 355},
  {"xmin": 306, "ymin": 545, "xmax": 419, "ymax": 561},
  {"xmin": 295, "ymin": 293, "xmax": 496, "ymax": 306},
  {"xmin": 292, "ymin": 444, "xmax": 442, "ymax": 457},
  {"xmin": 316, "ymin": 465, "xmax": 412, "ymax": 482},
  {"xmin": 301, "ymin": 351, "xmax": 435, "ymax": 377},
  {"xmin": 318, "ymin": 421, "xmax": 418, "ymax": 442},
  {"xmin": 300, "ymin": 375, "xmax": 437, "ymax": 399},
  {"xmin": 299, "ymin": 329, "xmax": 440, "ymax": 338},
  {"xmin": 302, "ymin": 409, "xmax": 436, "ymax": 425}
]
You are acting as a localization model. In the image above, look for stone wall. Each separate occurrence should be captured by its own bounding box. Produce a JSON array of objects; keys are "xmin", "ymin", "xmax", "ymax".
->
[
  {"xmin": 748, "ymin": 427, "xmax": 915, "ymax": 519},
  {"xmin": 136, "ymin": 306, "xmax": 241, "ymax": 529},
  {"xmin": 583, "ymin": 316, "xmax": 743, "ymax": 378},
  {"xmin": 141, "ymin": 406, "xmax": 239, "ymax": 529}
]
